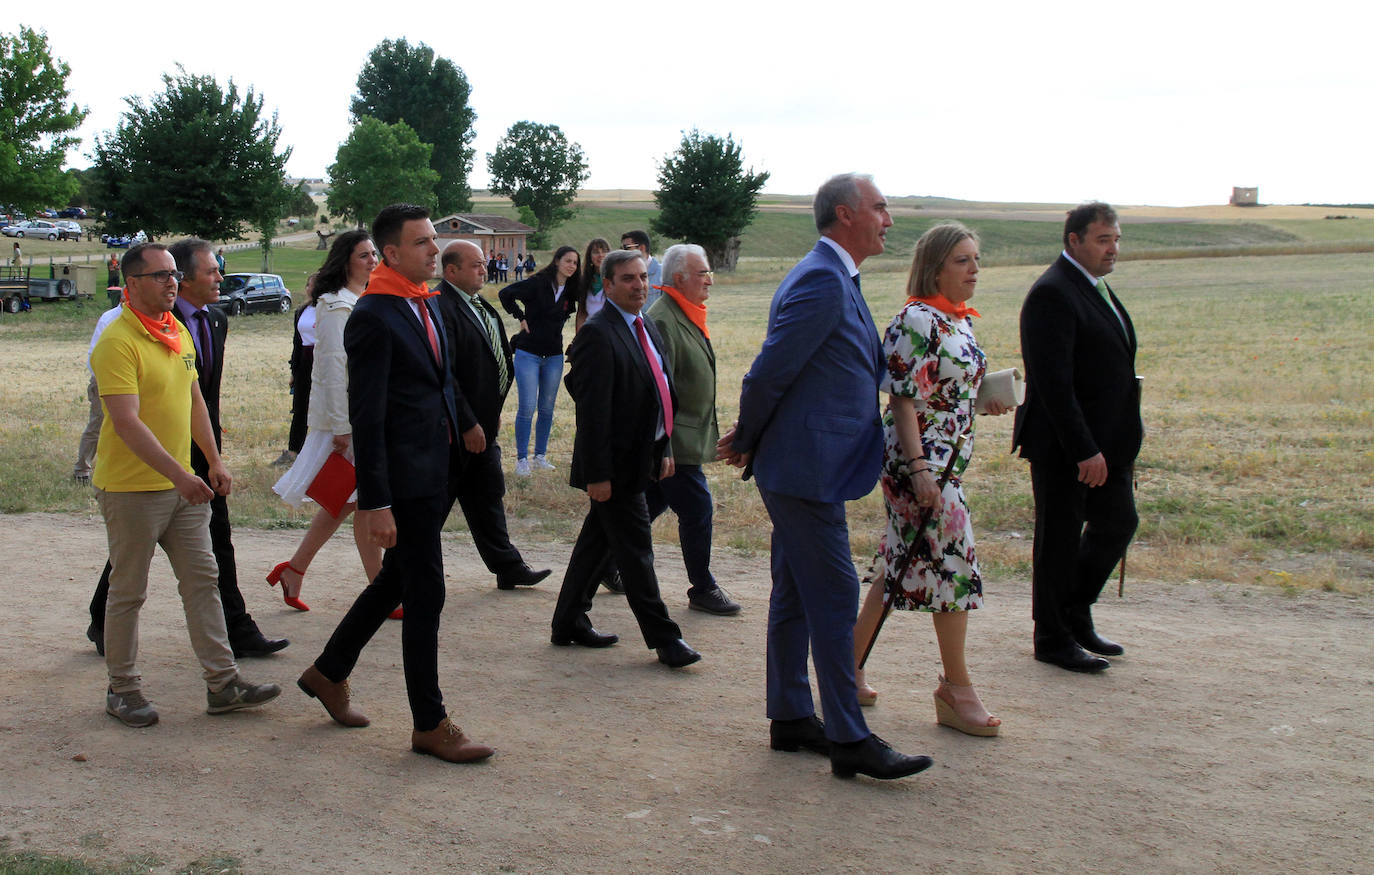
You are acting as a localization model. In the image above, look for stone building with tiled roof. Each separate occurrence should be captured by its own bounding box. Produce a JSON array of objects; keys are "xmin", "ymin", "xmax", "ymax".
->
[{"xmin": 434, "ymin": 214, "xmax": 535, "ymax": 260}]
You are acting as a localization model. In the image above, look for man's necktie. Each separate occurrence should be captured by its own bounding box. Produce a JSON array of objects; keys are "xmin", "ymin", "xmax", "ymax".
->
[
  {"xmin": 853, "ymin": 273, "xmax": 861, "ymax": 292},
  {"xmin": 418, "ymin": 299, "xmax": 441, "ymax": 365},
  {"xmin": 1094, "ymin": 278, "xmax": 1127, "ymax": 334},
  {"xmin": 471, "ymin": 293, "xmax": 508, "ymax": 393},
  {"xmin": 634, "ymin": 315, "xmax": 673, "ymax": 438},
  {"xmin": 191, "ymin": 310, "xmax": 212, "ymax": 374}
]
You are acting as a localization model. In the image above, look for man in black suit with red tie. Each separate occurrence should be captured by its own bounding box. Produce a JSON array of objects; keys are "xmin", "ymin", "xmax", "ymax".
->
[
  {"xmin": 433, "ymin": 239, "xmax": 550, "ymax": 590},
  {"xmin": 86, "ymin": 237, "xmax": 288, "ymax": 660},
  {"xmin": 298, "ymin": 204, "xmax": 494, "ymax": 764},
  {"xmin": 1013, "ymin": 202, "xmax": 1143, "ymax": 673},
  {"xmin": 551, "ymin": 249, "xmax": 700, "ymax": 669}
]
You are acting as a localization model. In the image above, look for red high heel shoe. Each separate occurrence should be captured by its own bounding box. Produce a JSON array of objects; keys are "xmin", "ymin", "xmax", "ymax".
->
[
  {"xmin": 266, "ymin": 561, "xmax": 310, "ymax": 612},
  {"xmin": 388, "ymin": 607, "xmax": 404, "ymax": 620}
]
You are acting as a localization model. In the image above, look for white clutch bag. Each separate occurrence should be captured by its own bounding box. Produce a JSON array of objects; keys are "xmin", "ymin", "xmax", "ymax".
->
[{"xmin": 975, "ymin": 368, "xmax": 1025, "ymax": 414}]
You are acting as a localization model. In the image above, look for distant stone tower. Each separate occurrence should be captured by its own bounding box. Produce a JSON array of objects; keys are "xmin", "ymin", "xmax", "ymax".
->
[{"xmin": 1230, "ymin": 187, "xmax": 1259, "ymax": 206}]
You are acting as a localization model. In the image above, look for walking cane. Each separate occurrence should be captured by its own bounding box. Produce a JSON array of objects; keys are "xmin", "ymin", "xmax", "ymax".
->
[
  {"xmin": 858, "ymin": 433, "xmax": 967, "ymax": 669},
  {"xmin": 1118, "ymin": 375, "xmax": 1143, "ymax": 597}
]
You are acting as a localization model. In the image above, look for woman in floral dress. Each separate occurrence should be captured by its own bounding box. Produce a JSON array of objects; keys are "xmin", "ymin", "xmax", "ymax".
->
[{"xmin": 852, "ymin": 222, "xmax": 1011, "ymax": 737}]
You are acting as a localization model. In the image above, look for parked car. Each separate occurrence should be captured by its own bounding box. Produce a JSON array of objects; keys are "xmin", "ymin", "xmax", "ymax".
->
[
  {"xmin": 2, "ymin": 220, "xmax": 61, "ymax": 240},
  {"xmin": 103, "ymin": 234, "xmax": 134, "ymax": 248},
  {"xmin": 216, "ymin": 273, "xmax": 292, "ymax": 315},
  {"xmin": 39, "ymin": 209, "xmax": 58, "ymax": 218},
  {"xmin": 57, "ymin": 207, "xmax": 88, "ymax": 219},
  {"xmin": 56, "ymin": 221, "xmax": 83, "ymax": 241}
]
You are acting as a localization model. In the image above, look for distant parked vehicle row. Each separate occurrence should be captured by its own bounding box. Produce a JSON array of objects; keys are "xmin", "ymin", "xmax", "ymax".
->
[
  {"xmin": 216, "ymin": 273, "xmax": 291, "ymax": 315},
  {"xmin": 3, "ymin": 220, "xmax": 65, "ymax": 240}
]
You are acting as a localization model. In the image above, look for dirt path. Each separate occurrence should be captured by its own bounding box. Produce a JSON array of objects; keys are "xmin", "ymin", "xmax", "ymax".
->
[{"xmin": 1, "ymin": 512, "xmax": 1369, "ymax": 873}]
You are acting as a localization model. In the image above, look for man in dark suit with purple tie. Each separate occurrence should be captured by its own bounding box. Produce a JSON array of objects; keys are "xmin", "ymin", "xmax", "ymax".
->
[{"xmin": 298, "ymin": 204, "xmax": 494, "ymax": 764}]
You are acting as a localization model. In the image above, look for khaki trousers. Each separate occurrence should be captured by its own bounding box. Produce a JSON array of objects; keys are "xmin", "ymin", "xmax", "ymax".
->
[
  {"xmin": 95, "ymin": 487, "xmax": 237, "ymax": 694},
  {"xmin": 72, "ymin": 374, "xmax": 102, "ymax": 479}
]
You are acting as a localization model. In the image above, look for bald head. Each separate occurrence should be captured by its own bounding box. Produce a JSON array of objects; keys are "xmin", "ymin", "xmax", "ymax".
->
[{"xmin": 442, "ymin": 239, "xmax": 487, "ymax": 294}]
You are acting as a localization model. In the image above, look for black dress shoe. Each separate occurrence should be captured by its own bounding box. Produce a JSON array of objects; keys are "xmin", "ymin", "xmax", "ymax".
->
[
  {"xmin": 655, "ymin": 638, "xmax": 702, "ymax": 668},
  {"xmin": 830, "ymin": 733, "xmax": 934, "ymax": 780},
  {"xmin": 551, "ymin": 626, "xmax": 619, "ymax": 648},
  {"xmin": 1035, "ymin": 642, "xmax": 1109, "ymax": 673},
  {"xmin": 770, "ymin": 715, "xmax": 829, "ymax": 755},
  {"xmin": 688, "ymin": 587, "xmax": 741, "ymax": 616},
  {"xmin": 86, "ymin": 622, "xmax": 105, "ymax": 657},
  {"xmin": 1071, "ymin": 624, "xmax": 1124, "ymax": 656},
  {"xmin": 600, "ymin": 570, "xmax": 625, "ymax": 594},
  {"xmin": 232, "ymin": 633, "xmax": 290, "ymax": 658},
  {"xmin": 496, "ymin": 564, "xmax": 552, "ymax": 590}
]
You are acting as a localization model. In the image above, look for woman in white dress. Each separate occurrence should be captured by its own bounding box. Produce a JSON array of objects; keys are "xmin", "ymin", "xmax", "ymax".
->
[{"xmin": 267, "ymin": 230, "xmax": 382, "ymax": 611}]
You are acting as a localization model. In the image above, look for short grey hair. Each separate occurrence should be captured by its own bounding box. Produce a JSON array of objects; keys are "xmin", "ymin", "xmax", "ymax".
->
[
  {"xmin": 814, "ymin": 173, "xmax": 872, "ymax": 233},
  {"xmin": 601, "ymin": 248, "xmax": 644, "ymax": 282},
  {"xmin": 661, "ymin": 243, "xmax": 707, "ymax": 287}
]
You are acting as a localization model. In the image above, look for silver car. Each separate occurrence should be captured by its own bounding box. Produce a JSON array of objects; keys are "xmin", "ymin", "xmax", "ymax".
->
[{"xmin": 2, "ymin": 220, "xmax": 61, "ymax": 240}]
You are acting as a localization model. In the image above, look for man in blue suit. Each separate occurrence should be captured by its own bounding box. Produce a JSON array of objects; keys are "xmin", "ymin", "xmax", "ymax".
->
[{"xmin": 720, "ymin": 174, "xmax": 932, "ymax": 780}]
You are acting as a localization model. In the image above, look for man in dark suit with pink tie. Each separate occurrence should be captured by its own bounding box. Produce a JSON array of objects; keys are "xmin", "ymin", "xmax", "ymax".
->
[
  {"xmin": 551, "ymin": 248, "xmax": 699, "ymax": 669},
  {"xmin": 297, "ymin": 204, "xmax": 494, "ymax": 764}
]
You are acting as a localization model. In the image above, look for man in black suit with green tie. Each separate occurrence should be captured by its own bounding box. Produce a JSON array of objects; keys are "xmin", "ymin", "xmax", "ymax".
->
[
  {"xmin": 1013, "ymin": 202, "xmax": 1143, "ymax": 673},
  {"xmin": 432, "ymin": 239, "xmax": 550, "ymax": 590}
]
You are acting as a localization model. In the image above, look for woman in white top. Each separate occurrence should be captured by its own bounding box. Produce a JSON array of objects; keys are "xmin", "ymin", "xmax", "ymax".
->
[{"xmin": 268, "ymin": 230, "xmax": 381, "ymax": 611}]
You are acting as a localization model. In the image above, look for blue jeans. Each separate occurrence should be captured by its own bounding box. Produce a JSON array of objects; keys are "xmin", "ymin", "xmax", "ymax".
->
[
  {"xmin": 646, "ymin": 464, "xmax": 716, "ymax": 596},
  {"xmin": 513, "ymin": 348, "xmax": 563, "ymax": 459}
]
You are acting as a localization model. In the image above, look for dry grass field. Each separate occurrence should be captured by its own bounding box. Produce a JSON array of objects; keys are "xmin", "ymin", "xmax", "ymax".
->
[{"xmin": 2, "ymin": 247, "xmax": 1369, "ymax": 594}]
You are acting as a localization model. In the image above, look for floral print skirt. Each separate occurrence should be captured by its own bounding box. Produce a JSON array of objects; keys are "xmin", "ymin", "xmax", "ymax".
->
[{"xmin": 869, "ymin": 463, "xmax": 983, "ymax": 613}]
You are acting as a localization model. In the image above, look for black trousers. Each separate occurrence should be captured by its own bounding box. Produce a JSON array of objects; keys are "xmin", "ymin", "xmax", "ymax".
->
[
  {"xmin": 314, "ymin": 492, "xmax": 450, "ymax": 731},
  {"xmin": 448, "ymin": 441, "xmax": 522, "ymax": 574},
  {"xmin": 90, "ymin": 488, "xmax": 260, "ymax": 645},
  {"xmin": 552, "ymin": 490, "xmax": 682, "ymax": 648},
  {"xmin": 1029, "ymin": 461, "xmax": 1138, "ymax": 649},
  {"xmin": 287, "ymin": 346, "xmax": 313, "ymax": 453}
]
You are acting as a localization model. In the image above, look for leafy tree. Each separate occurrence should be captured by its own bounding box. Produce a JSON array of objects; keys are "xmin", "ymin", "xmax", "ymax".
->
[
  {"xmin": 487, "ymin": 121, "xmax": 589, "ymax": 249},
  {"xmin": 0, "ymin": 25, "xmax": 87, "ymax": 212},
  {"xmin": 252, "ymin": 180, "xmax": 298, "ymax": 271},
  {"xmin": 352, "ymin": 38, "xmax": 476, "ymax": 214},
  {"xmin": 652, "ymin": 130, "xmax": 769, "ymax": 272},
  {"xmin": 89, "ymin": 67, "xmax": 290, "ymax": 240},
  {"xmin": 289, "ymin": 182, "xmax": 317, "ymax": 219},
  {"xmin": 327, "ymin": 116, "xmax": 438, "ymax": 227}
]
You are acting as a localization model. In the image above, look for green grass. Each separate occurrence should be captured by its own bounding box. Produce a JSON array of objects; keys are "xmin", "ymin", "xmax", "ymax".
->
[
  {"xmin": 0, "ymin": 849, "xmax": 241, "ymax": 875},
  {"xmin": 448, "ymin": 200, "xmax": 1332, "ymax": 269}
]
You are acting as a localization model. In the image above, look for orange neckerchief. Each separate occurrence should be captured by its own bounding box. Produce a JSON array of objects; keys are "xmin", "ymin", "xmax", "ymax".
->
[
  {"xmin": 122, "ymin": 288, "xmax": 182, "ymax": 353},
  {"xmin": 656, "ymin": 285, "xmax": 709, "ymax": 340},
  {"xmin": 361, "ymin": 260, "xmax": 437, "ymax": 299},
  {"xmin": 907, "ymin": 293, "xmax": 981, "ymax": 321}
]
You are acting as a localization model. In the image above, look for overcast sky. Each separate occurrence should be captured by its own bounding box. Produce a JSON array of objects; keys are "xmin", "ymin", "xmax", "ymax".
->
[{"xmin": 16, "ymin": 1, "xmax": 1373, "ymax": 206}]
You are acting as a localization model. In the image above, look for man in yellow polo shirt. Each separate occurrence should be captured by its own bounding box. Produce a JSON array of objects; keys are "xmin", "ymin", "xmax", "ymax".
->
[{"xmin": 91, "ymin": 242, "xmax": 280, "ymax": 728}]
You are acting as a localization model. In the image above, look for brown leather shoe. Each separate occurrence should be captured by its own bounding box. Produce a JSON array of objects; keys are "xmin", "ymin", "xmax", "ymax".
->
[
  {"xmin": 411, "ymin": 718, "xmax": 494, "ymax": 764},
  {"xmin": 297, "ymin": 665, "xmax": 370, "ymax": 727}
]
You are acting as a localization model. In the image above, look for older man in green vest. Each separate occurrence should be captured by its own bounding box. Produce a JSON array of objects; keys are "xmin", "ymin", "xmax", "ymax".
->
[{"xmin": 643, "ymin": 244, "xmax": 740, "ymax": 615}]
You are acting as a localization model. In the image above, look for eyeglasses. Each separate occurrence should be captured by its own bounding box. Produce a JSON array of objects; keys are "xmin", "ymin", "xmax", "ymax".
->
[
  {"xmin": 694, "ymin": 270, "xmax": 715, "ymax": 279},
  {"xmin": 129, "ymin": 270, "xmax": 184, "ymax": 284}
]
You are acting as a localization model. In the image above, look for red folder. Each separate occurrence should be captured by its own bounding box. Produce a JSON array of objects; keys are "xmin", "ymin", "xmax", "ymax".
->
[{"xmin": 306, "ymin": 452, "xmax": 356, "ymax": 518}]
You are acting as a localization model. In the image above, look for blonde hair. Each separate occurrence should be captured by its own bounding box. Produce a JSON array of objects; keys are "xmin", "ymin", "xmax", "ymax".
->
[{"xmin": 906, "ymin": 222, "xmax": 979, "ymax": 299}]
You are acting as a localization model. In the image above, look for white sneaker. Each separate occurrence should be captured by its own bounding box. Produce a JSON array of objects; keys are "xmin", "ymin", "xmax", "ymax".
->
[
  {"xmin": 533, "ymin": 455, "xmax": 556, "ymax": 471},
  {"xmin": 515, "ymin": 458, "xmax": 531, "ymax": 477}
]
